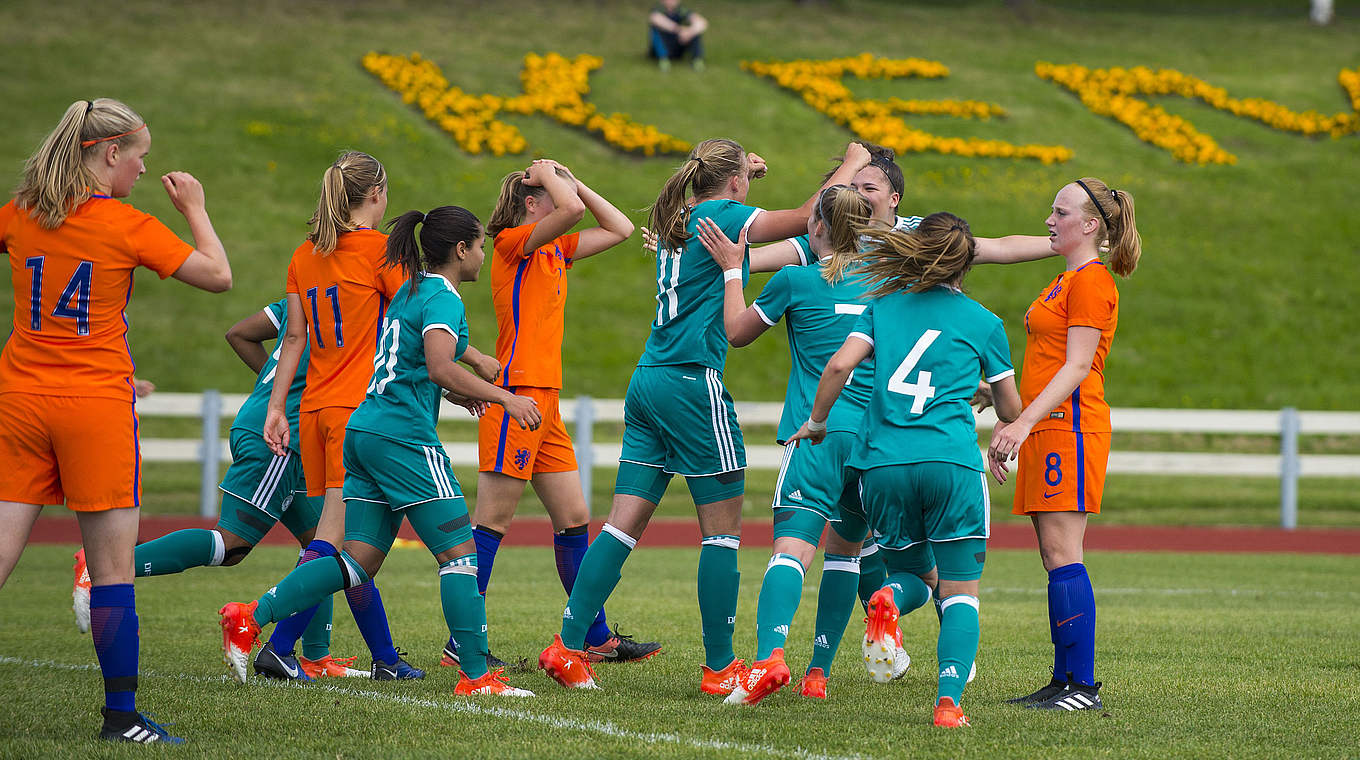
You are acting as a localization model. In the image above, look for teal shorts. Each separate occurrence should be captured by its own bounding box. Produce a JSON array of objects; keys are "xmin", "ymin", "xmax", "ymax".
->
[
  {"xmin": 342, "ymin": 429, "xmax": 472, "ymax": 556},
  {"xmin": 774, "ymin": 432, "xmax": 865, "ymax": 527},
  {"xmin": 857, "ymin": 462, "xmax": 990, "ymax": 578},
  {"xmin": 220, "ymin": 429, "xmax": 303, "ymax": 522},
  {"xmin": 619, "ymin": 364, "xmax": 746, "ymax": 477}
]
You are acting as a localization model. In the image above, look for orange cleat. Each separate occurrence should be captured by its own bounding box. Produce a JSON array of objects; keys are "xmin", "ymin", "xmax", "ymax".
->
[
  {"xmin": 723, "ymin": 649, "xmax": 791, "ymax": 706},
  {"xmin": 699, "ymin": 658, "xmax": 748, "ymax": 696},
  {"xmin": 219, "ymin": 601, "xmax": 261, "ymax": 684},
  {"xmin": 454, "ymin": 668, "xmax": 535, "ymax": 697},
  {"xmin": 538, "ymin": 634, "xmax": 600, "ymax": 689},
  {"xmin": 73, "ymin": 548, "xmax": 92, "ymax": 634},
  {"xmin": 797, "ymin": 667, "xmax": 829, "ymax": 700},
  {"xmin": 862, "ymin": 587, "xmax": 901, "ymax": 683},
  {"xmin": 299, "ymin": 654, "xmax": 368, "ymax": 679},
  {"xmin": 934, "ymin": 696, "xmax": 971, "ymax": 727}
]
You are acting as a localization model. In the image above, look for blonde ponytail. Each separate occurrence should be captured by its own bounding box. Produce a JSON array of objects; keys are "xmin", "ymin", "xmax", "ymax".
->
[
  {"xmin": 14, "ymin": 98, "xmax": 144, "ymax": 229},
  {"xmin": 646, "ymin": 138, "xmax": 746, "ymax": 251},
  {"xmin": 1075, "ymin": 177, "xmax": 1141, "ymax": 277},
  {"xmin": 308, "ymin": 151, "xmax": 386, "ymax": 254},
  {"xmin": 813, "ymin": 185, "xmax": 871, "ymax": 285},
  {"xmin": 855, "ymin": 212, "xmax": 976, "ymax": 298}
]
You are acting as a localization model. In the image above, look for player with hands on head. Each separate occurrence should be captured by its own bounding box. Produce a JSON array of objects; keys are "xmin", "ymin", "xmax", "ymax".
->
[
  {"xmin": 537, "ymin": 139, "xmax": 871, "ymax": 695},
  {"xmin": 787, "ymin": 213, "xmax": 1021, "ymax": 727},
  {"xmin": 220, "ymin": 205, "xmax": 540, "ymax": 698},
  {"xmin": 0, "ymin": 98, "xmax": 231, "ymax": 744},
  {"xmin": 440, "ymin": 157, "xmax": 659, "ymax": 671},
  {"xmin": 989, "ymin": 178, "xmax": 1140, "ymax": 712}
]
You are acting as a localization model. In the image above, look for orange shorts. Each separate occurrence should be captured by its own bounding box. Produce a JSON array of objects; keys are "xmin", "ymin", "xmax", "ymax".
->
[
  {"xmin": 1012, "ymin": 429, "xmax": 1110, "ymax": 515},
  {"xmin": 478, "ymin": 387, "xmax": 577, "ymax": 479},
  {"xmin": 300, "ymin": 406, "xmax": 355, "ymax": 496},
  {"xmin": 0, "ymin": 393, "xmax": 140, "ymax": 511}
]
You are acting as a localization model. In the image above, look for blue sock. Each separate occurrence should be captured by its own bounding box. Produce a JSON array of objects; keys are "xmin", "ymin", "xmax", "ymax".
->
[
  {"xmin": 90, "ymin": 584, "xmax": 138, "ymax": 713},
  {"xmin": 268, "ymin": 544, "xmax": 328, "ymax": 656},
  {"xmin": 473, "ymin": 525, "xmax": 502, "ymax": 595},
  {"xmin": 346, "ymin": 579, "xmax": 399, "ymax": 665},
  {"xmin": 1048, "ymin": 562, "xmax": 1096, "ymax": 686},
  {"xmin": 555, "ymin": 525, "xmax": 612, "ymax": 647}
]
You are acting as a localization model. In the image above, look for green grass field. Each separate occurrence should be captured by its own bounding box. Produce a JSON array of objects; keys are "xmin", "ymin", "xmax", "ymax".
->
[
  {"xmin": 2, "ymin": 544, "xmax": 1358, "ymax": 758},
  {"xmin": 1, "ymin": 0, "xmax": 1357, "ymax": 410}
]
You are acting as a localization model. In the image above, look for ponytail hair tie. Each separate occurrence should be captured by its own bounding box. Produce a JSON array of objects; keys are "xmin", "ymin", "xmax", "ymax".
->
[
  {"xmin": 689, "ymin": 156, "xmax": 705, "ymax": 168},
  {"xmin": 421, "ymin": 211, "xmax": 428, "ymax": 223},
  {"xmin": 84, "ymin": 100, "xmax": 95, "ymax": 116}
]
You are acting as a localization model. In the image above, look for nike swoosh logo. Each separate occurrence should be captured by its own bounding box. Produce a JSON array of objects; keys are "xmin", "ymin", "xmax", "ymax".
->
[
  {"xmin": 588, "ymin": 647, "xmax": 620, "ymax": 659},
  {"xmin": 1056, "ymin": 613, "xmax": 1084, "ymax": 627},
  {"xmin": 1043, "ymin": 490, "xmax": 1062, "ymax": 499},
  {"xmin": 375, "ymin": 667, "xmax": 396, "ymax": 678},
  {"xmin": 269, "ymin": 652, "xmax": 299, "ymax": 677}
]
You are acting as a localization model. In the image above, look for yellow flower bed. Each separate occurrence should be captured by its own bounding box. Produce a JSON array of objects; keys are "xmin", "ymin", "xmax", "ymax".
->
[
  {"xmin": 362, "ymin": 51, "xmax": 690, "ymax": 157},
  {"xmin": 1037, "ymin": 63, "xmax": 1360, "ymax": 165},
  {"xmin": 743, "ymin": 54, "xmax": 1072, "ymax": 164}
]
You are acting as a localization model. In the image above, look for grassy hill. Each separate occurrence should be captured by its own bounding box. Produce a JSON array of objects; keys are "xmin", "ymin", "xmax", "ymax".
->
[{"xmin": 1, "ymin": 0, "xmax": 1357, "ymax": 409}]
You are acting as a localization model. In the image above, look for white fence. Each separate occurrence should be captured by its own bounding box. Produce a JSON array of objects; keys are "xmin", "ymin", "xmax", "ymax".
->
[{"xmin": 138, "ymin": 392, "xmax": 1360, "ymax": 528}]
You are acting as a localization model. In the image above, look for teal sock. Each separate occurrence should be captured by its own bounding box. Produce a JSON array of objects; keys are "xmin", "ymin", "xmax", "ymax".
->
[
  {"xmin": 560, "ymin": 526, "xmax": 634, "ymax": 650},
  {"xmin": 937, "ymin": 594, "xmax": 980, "ymax": 705},
  {"xmin": 885, "ymin": 572, "xmax": 932, "ymax": 616},
  {"xmin": 300, "ymin": 594, "xmax": 334, "ymax": 661},
  {"xmin": 754, "ymin": 553, "xmax": 804, "ymax": 660},
  {"xmin": 698, "ymin": 535, "xmax": 741, "ymax": 671},
  {"xmin": 134, "ymin": 529, "xmax": 223, "ymax": 577},
  {"xmin": 254, "ymin": 552, "xmax": 364, "ymax": 628},
  {"xmin": 808, "ymin": 553, "xmax": 860, "ymax": 675},
  {"xmin": 440, "ymin": 555, "xmax": 489, "ymax": 679},
  {"xmin": 858, "ymin": 544, "xmax": 887, "ymax": 610}
]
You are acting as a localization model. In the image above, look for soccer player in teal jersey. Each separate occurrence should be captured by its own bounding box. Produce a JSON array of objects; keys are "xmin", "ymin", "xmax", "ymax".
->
[
  {"xmin": 537, "ymin": 139, "xmax": 875, "ymax": 693},
  {"xmin": 696, "ymin": 185, "xmax": 882, "ymax": 704},
  {"xmin": 789, "ymin": 213, "xmax": 1023, "ymax": 728},
  {"xmin": 86, "ymin": 301, "xmax": 365, "ymax": 680},
  {"xmin": 219, "ymin": 205, "xmax": 542, "ymax": 697}
]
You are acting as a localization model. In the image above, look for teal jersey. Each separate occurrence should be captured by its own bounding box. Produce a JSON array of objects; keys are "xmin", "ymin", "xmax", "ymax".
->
[
  {"xmin": 754, "ymin": 262, "xmax": 874, "ymax": 442},
  {"xmin": 847, "ymin": 286, "xmax": 1014, "ymax": 472},
  {"xmin": 639, "ymin": 199, "xmax": 761, "ymax": 370},
  {"xmin": 230, "ymin": 300, "xmax": 311, "ymax": 454},
  {"xmin": 347, "ymin": 274, "xmax": 468, "ymax": 448}
]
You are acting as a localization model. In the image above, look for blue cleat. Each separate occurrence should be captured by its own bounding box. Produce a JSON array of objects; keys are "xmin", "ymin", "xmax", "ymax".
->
[{"xmin": 372, "ymin": 648, "xmax": 425, "ymax": 680}]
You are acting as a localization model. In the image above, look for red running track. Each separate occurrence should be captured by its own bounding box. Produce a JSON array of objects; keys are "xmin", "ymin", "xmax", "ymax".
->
[{"xmin": 23, "ymin": 515, "xmax": 1360, "ymax": 555}]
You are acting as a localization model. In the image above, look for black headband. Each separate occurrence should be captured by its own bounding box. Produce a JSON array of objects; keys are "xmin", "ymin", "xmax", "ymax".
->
[{"xmin": 1075, "ymin": 180, "xmax": 1114, "ymax": 230}]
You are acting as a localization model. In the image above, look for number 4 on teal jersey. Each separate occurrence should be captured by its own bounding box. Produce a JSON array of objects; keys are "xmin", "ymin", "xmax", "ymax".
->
[
  {"xmin": 887, "ymin": 329, "xmax": 941, "ymax": 414},
  {"xmin": 367, "ymin": 319, "xmax": 400, "ymax": 395}
]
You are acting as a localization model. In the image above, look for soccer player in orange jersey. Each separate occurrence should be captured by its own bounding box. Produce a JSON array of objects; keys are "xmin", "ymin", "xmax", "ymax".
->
[
  {"xmin": 0, "ymin": 98, "xmax": 232, "ymax": 743},
  {"xmin": 443, "ymin": 159, "xmax": 660, "ymax": 669},
  {"xmin": 248, "ymin": 152, "xmax": 494, "ymax": 683},
  {"xmin": 988, "ymin": 177, "xmax": 1142, "ymax": 712}
]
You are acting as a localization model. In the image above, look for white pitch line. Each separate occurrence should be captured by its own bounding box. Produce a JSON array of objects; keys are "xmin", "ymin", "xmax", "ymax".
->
[
  {"xmin": 983, "ymin": 586, "xmax": 1360, "ymax": 599},
  {"xmin": 0, "ymin": 656, "xmax": 867, "ymax": 760}
]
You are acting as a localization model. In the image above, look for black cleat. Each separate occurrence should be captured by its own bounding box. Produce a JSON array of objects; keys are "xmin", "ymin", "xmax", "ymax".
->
[
  {"xmin": 372, "ymin": 648, "xmax": 426, "ymax": 680},
  {"xmin": 1028, "ymin": 680, "xmax": 1104, "ymax": 711},
  {"xmin": 253, "ymin": 641, "xmax": 313, "ymax": 682},
  {"xmin": 585, "ymin": 628, "xmax": 662, "ymax": 663},
  {"xmin": 99, "ymin": 708, "xmax": 186, "ymax": 744},
  {"xmin": 441, "ymin": 638, "xmax": 509, "ymax": 671},
  {"xmin": 1006, "ymin": 676, "xmax": 1067, "ymax": 705}
]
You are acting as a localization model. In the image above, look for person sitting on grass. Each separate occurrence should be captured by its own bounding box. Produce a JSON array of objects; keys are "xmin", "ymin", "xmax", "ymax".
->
[{"xmin": 648, "ymin": 0, "xmax": 707, "ymax": 71}]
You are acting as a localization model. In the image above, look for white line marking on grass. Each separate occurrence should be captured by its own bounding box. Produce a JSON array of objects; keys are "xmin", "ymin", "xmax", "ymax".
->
[
  {"xmin": 0, "ymin": 656, "xmax": 866, "ymax": 760},
  {"xmin": 984, "ymin": 586, "xmax": 1360, "ymax": 599}
]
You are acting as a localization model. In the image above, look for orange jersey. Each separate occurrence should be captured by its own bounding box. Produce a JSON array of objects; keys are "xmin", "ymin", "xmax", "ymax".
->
[
  {"xmin": 490, "ymin": 223, "xmax": 579, "ymax": 389},
  {"xmin": 0, "ymin": 197, "xmax": 193, "ymax": 400},
  {"xmin": 1020, "ymin": 260, "xmax": 1119, "ymax": 433},
  {"xmin": 284, "ymin": 229, "xmax": 405, "ymax": 411}
]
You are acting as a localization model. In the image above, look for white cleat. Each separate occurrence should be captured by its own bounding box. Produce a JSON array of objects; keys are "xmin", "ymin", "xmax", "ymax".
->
[{"xmin": 890, "ymin": 645, "xmax": 912, "ymax": 681}]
